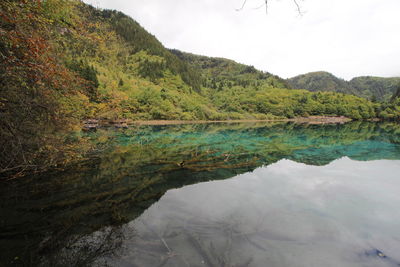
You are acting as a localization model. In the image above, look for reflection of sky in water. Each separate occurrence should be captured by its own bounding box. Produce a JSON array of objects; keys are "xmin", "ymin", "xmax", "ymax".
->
[
  {"xmin": 3, "ymin": 122, "xmax": 400, "ymax": 265},
  {"xmin": 106, "ymin": 158, "xmax": 400, "ymax": 267}
]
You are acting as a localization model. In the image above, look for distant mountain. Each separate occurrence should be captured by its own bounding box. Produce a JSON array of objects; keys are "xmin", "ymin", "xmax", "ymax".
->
[
  {"xmin": 350, "ymin": 76, "xmax": 400, "ymax": 101},
  {"xmin": 170, "ymin": 49, "xmax": 290, "ymax": 89},
  {"xmin": 288, "ymin": 72, "xmax": 400, "ymax": 101},
  {"xmin": 287, "ymin": 71, "xmax": 356, "ymax": 94}
]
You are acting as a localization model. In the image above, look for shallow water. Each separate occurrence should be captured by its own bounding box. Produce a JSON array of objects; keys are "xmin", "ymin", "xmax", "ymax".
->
[{"xmin": 1, "ymin": 121, "xmax": 400, "ymax": 266}]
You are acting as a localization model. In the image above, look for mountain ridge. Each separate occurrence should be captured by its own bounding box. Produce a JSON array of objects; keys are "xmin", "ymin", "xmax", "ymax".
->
[{"xmin": 288, "ymin": 71, "xmax": 400, "ymax": 101}]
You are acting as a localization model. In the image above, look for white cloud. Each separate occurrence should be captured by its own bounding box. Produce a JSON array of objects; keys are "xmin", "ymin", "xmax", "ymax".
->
[{"xmin": 83, "ymin": 0, "xmax": 400, "ymax": 80}]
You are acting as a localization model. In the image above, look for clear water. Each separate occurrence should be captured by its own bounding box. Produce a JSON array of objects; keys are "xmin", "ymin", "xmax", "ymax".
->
[
  {"xmin": 110, "ymin": 159, "xmax": 400, "ymax": 267},
  {"xmin": 1, "ymin": 121, "xmax": 400, "ymax": 266}
]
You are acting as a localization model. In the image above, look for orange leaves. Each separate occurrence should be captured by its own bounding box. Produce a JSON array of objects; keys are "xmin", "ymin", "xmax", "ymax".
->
[
  {"xmin": 1, "ymin": 0, "xmax": 88, "ymax": 111},
  {"xmin": 0, "ymin": 1, "xmax": 93, "ymax": 177},
  {"xmin": 0, "ymin": 12, "xmax": 12, "ymax": 24}
]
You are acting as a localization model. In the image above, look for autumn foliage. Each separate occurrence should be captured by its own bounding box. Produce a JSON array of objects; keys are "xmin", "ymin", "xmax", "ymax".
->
[{"xmin": 0, "ymin": 0, "xmax": 88, "ymax": 178}]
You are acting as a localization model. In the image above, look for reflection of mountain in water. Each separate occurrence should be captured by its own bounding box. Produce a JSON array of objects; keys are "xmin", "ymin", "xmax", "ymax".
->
[
  {"xmin": 1, "ymin": 121, "xmax": 400, "ymax": 265},
  {"xmin": 105, "ymin": 158, "xmax": 400, "ymax": 267}
]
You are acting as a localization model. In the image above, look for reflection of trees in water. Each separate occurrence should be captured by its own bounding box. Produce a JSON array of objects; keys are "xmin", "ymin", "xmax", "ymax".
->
[
  {"xmin": 112, "ymin": 217, "xmax": 253, "ymax": 266},
  {"xmin": 110, "ymin": 211, "xmax": 297, "ymax": 266},
  {"xmin": 1, "ymin": 121, "xmax": 400, "ymax": 265},
  {"xmin": 40, "ymin": 226, "xmax": 127, "ymax": 267}
]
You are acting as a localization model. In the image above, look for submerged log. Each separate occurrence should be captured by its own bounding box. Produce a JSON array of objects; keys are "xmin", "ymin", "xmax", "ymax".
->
[
  {"xmin": 83, "ymin": 119, "xmax": 99, "ymax": 130},
  {"xmin": 82, "ymin": 118, "xmax": 131, "ymax": 129}
]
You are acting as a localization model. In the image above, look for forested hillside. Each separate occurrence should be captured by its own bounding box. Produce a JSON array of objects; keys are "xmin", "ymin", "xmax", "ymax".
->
[
  {"xmin": 392, "ymin": 86, "xmax": 400, "ymax": 100},
  {"xmin": 287, "ymin": 71, "xmax": 356, "ymax": 95},
  {"xmin": 1, "ymin": 0, "xmax": 400, "ymax": 177},
  {"xmin": 170, "ymin": 49, "xmax": 289, "ymax": 90},
  {"xmin": 349, "ymin": 76, "xmax": 400, "ymax": 101},
  {"xmin": 171, "ymin": 50, "xmax": 378, "ymax": 120},
  {"xmin": 288, "ymin": 71, "xmax": 400, "ymax": 101}
]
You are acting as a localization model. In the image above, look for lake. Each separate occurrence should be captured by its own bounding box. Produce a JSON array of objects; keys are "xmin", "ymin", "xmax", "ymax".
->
[{"xmin": 1, "ymin": 121, "xmax": 400, "ymax": 266}]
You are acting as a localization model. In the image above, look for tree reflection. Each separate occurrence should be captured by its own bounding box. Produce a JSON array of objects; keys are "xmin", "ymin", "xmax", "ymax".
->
[{"xmin": 1, "ymin": 121, "xmax": 400, "ymax": 265}]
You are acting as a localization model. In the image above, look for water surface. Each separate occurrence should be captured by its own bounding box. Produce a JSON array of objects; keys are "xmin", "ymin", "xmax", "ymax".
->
[
  {"xmin": 108, "ymin": 158, "xmax": 400, "ymax": 267},
  {"xmin": 1, "ymin": 121, "xmax": 400, "ymax": 266}
]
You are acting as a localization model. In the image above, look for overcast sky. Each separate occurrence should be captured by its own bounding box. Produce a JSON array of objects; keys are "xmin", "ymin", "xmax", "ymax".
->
[{"xmin": 83, "ymin": 0, "xmax": 400, "ymax": 80}]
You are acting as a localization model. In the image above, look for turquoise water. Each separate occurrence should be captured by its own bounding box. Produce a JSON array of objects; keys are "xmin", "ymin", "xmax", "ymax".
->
[{"xmin": 1, "ymin": 121, "xmax": 400, "ymax": 266}]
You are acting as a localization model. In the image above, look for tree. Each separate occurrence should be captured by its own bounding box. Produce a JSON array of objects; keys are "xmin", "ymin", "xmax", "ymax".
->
[
  {"xmin": 390, "ymin": 83, "xmax": 400, "ymax": 102},
  {"xmin": 0, "ymin": 0, "xmax": 88, "ymax": 178}
]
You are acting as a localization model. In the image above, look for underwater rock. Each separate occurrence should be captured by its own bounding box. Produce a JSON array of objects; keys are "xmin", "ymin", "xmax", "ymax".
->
[{"xmin": 364, "ymin": 249, "xmax": 400, "ymax": 266}]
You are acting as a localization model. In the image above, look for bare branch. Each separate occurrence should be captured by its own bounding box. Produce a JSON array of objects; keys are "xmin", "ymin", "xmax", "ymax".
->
[
  {"xmin": 236, "ymin": 0, "xmax": 248, "ymax": 11},
  {"xmin": 253, "ymin": 3, "xmax": 266, "ymax": 10},
  {"xmin": 251, "ymin": 0, "xmax": 268, "ymax": 13},
  {"xmin": 292, "ymin": 0, "xmax": 304, "ymax": 15},
  {"xmin": 237, "ymin": 0, "xmax": 303, "ymax": 15}
]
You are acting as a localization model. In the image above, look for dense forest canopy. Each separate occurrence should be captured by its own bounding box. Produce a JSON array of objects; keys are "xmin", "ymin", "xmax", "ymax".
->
[{"xmin": 1, "ymin": 0, "xmax": 400, "ymax": 178}]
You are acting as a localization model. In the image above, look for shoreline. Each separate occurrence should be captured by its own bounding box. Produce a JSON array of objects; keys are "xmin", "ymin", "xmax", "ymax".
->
[
  {"xmin": 83, "ymin": 116, "xmax": 353, "ymax": 128},
  {"xmin": 132, "ymin": 116, "xmax": 352, "ymax": 125}
]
